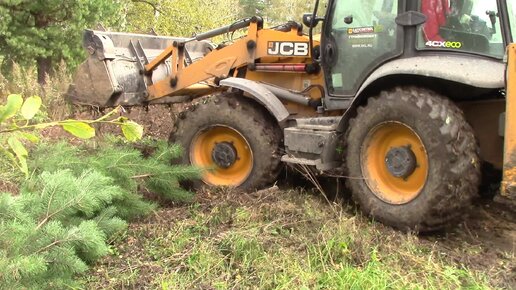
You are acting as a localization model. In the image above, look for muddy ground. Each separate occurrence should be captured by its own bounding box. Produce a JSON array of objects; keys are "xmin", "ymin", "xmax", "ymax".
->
[
  {"xmin": 84, "ymin": 185, "xmax": 515, "ymax": 289},
  {"xmin": 428, "ymin": 199, "xmax": 515, "ymax": 284}
]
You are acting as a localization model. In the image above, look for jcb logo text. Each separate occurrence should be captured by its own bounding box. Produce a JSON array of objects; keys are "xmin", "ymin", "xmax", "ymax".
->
[{"xmin": 267, "ymin": 42, "xmax": 309, "ymax": 56}]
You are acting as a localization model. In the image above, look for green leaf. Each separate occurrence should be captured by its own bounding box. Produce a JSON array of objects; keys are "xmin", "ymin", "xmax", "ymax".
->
[
  {"xmin": 121, "ymin": 121, "xmax": 143, "ymax": 142},
  {"xmin": 61, "ymin": 121, "xmax": 96, "ymax": 139},
  {"xmin": 20, "ymin": 96, "xmax": 42, "ymax": 120},
  {"xmin": 0, "ymin": 146, "xmax": 17, "ymax": 164},
  {"xmin": 8, "ymin": 136, "xmax": 29, "ymax": 177},
  {"xmin": 0, "ymin": 94, "xmax": 23, "ymax": 122},
  {"xmin": 19, "ymin": 132, "xmax": 40, "ymax": 143},
  {"xmin": 8, "ymin": 136, "xmax": 28, "ymax": 158},
  {"xmin": 18, "ymin": 155, "xmax": 28, "ymax": 177}
]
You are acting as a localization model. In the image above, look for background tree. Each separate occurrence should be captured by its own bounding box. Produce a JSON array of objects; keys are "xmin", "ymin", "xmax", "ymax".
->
[
  {"xmin": 265, "ymin": 0, "xmax": 328, "ymax": 25},
  {"xmin": 122, "ymin": 0, "xmax": 240, "ymax": 37},
  {"xmin": 122, "ymin": 0, "xmax": 327, "ymax": 38},
  {"xmin": 0, "ymin": 0, "xmax": 121, "ymax": 84},
  {"xmin": 238, "ymin": 0, "xmax": 269, "ymax": 18}
]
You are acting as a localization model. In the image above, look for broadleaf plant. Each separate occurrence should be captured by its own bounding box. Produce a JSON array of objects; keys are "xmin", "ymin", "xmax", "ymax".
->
[
  {"xmin": 0, "ymin": 94, "xmax": 144, "ymax": 177},
  {"xmin": 20, "ymin": 96, "xmax": 42, "ymax": 120},
  {"xmin": 61, "ymin": 120, "xmax": 96, "ymax": 139},
  {"xmin": 121, "ymin": 120, "xmax": 144, "ymax": 142},
  {"xmin": 0, "ymin": 94, "xmax": 23, "ymax": 122}
]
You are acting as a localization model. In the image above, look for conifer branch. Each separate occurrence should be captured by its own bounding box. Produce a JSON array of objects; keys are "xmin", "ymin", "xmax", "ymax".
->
[
  {"xmin": 1, "ymin": 140, "xmax": 197, "ymax": 287},
  {"xmin": 33, "ymin": 237, "xmax": 81, "ymax": 255},
  {"xmin": 131, "ymin": 174, "xmax": 153, "ymax": 179},
  {"xmin": 36, "ymin": 188, "xmax": 88, "ymax": 230},
  {"xmin": 41, "ymin": 185, "xmax": 58, "ymax": 229}
]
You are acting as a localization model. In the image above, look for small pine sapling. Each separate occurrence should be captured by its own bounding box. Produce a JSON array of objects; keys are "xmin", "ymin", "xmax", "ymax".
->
[{"xmin": 0, "ymin": 170, "xmax": 127, "ymax": 289}]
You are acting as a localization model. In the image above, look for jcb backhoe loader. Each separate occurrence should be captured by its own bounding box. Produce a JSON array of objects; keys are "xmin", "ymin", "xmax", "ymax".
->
[{"xmin": 70, "ymin": 0, "xmax": 515, "ymax": 232}]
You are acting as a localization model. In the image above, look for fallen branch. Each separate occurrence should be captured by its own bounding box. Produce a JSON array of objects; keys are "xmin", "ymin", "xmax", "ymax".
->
[{"xmin": 255, "ymin": 185, "xmax": 280, "ymax": 195}]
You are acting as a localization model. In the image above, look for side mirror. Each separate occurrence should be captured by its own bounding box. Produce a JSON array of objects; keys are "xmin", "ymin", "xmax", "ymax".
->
[
  {"xmin": 307, "ymin": 0, "xmax": 324, "ymax": 64},
  {"xmin": 302, "ymin": 13, "xmax": 313, "ymax": 27},
  {"xmin": 303, "ymin": 13, "xmax": 324, "ymax": 28}
]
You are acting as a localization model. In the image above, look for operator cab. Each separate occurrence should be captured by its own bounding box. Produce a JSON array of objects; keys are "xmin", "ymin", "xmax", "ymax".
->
[{"xmin": 319, "ymin": 0, "xmax": 515, "ymax": 100}]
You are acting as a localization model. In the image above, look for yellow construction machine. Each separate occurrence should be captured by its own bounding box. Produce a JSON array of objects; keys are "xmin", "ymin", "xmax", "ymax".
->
[{"xmin": 70, "ymin": 0, "xmax": 515, "ymax": 231}]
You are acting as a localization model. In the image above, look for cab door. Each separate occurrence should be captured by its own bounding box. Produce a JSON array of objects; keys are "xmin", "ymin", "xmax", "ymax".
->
[{"xmin": 321, "ymin": 0, "xmax": 403, "ymax": 98}]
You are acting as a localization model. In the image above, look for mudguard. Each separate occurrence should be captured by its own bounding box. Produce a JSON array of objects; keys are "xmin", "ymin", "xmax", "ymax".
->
[
  {"xmin": 334, "ymin": 54, "xmax": 506, "ymax": 131},
  {"xmin": 220, "ymin": 77, "xmax": 290, "ymax": 123},
  {"xmin": 358, "ymin": 55, "xmax": 505, "ymax": 96}
]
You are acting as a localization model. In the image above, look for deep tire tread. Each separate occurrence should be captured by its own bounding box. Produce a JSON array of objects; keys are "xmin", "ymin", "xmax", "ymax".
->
[
  {"xmin": 170, "ymin": 94, "xmax": 283, "ymax": 190},
  {"xmin": 346, "ymin": 86, "xmax": 480, "ymax": 232}
]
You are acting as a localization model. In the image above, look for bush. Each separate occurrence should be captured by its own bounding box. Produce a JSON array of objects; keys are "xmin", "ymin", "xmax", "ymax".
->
[{"xmin": 0, "ymin": 139, "xmax": 201, "ymax": 288}]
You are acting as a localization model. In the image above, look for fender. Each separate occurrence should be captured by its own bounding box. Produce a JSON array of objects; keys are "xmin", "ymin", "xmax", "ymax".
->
[
  {"xmin": 335, "ymin": 55, "xmax": 505, "ymax": 131},
  {"xmin": 357, "ymin": 55, "xmax": 505, "ymax": 96},
  {"xmin": 220, "ymin": 77, "xmax": 290, "ymax": 123}
]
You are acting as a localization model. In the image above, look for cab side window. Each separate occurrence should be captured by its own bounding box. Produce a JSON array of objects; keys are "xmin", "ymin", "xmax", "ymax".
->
[
  {"xmin": 418, "ymin": 0, "xmax": 504, "ymax": 58},
  {"xmin": 325, "ymin": 0, "xmax": 400, "ymax": 95}
]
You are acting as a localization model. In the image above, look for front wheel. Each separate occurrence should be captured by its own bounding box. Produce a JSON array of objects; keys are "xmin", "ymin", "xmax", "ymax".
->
[
  {"xmin": 170, "ymin": 94, "xmax": 283, "ymax": 190},
  {"xmin": 345, "ymin": 87, "xmax": 480, "ymax": 232}
]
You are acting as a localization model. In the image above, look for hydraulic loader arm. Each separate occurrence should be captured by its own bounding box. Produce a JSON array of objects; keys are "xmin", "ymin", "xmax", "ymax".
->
[
  {"xmin": 144, "ymin": 17, "xmax": 315, "ymax": 100},
  {"xmin": 502, "ymin": 44, "xmax": 516, "ymax": 200}
]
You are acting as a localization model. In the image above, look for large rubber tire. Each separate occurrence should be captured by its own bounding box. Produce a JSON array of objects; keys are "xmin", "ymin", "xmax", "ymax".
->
[
  {"xmin": 345, "ymin": 86, "xmax": 481, "ymax": 232},
  {"xmin": 170, "ymin": 94, "xmax": 283, "ymax": 190}
]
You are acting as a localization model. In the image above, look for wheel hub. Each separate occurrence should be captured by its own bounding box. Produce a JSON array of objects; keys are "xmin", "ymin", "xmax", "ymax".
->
[
  {"xmin": 385, "ymin": 146, "xmax": 417, "ymax": 179},
  {"xmin": 211, "ymin": 142, "xmax": 238, "ymax": 169}
]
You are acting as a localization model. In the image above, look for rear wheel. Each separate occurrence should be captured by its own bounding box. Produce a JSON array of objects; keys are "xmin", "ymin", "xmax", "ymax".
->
[
  {"xmin": 171, "ymin": 94, "xmax": 283, "ymax": 190},
  {"xmin": 361, "ymin": 122, "xmax": 429, "ymax": 205},
  {"xmin": 346, "ymin": 87, "xmax": 480, "ymax": 232}
]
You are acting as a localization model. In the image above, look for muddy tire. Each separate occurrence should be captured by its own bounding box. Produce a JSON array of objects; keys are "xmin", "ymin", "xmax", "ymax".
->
[
  {"xmin": 170, "ymin": 94, "xmax": 283, "ymax": 190},
  {"xmin": 345, "ymin": 86, "xmax": 480, "ymax": 232}
]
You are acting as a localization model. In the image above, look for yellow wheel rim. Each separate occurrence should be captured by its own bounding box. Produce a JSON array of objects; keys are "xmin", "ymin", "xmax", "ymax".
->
[
  {"xmin": 190, "ymin": 125, "xmax": 253, "ymax": 187},
  {"xmin": 361, "ymin": 122, "xmax": 429, "ymax": 205}
]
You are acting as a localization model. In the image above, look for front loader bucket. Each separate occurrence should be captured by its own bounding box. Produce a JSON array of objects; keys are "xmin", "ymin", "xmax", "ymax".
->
[
  {"xmin": 68, "ymin": 30, "xmax": 212, "ymax": 107},
  {"xmin": 502, "ymin": 44, "xmax": 516, "ymax": 201}
]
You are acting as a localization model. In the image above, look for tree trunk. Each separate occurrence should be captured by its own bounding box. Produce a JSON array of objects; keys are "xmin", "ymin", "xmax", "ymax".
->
[
  {"xmin": 35, "ymin": 14, "xmax": 51, "ymax": 85},
  {"xmin": 36, "ymin": 57, "xmax": 52, "ymax": 85}
]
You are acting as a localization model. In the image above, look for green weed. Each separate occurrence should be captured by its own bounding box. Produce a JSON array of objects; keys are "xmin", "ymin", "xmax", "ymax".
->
[{"xmin": 85, "ymin": 190, "xmax": 499, "ymax": 290}]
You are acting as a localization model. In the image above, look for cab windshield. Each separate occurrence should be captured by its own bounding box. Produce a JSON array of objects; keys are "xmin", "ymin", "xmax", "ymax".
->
[
  {"xmin": 509, "ymin": 0, "xmax": 516, "ymax": 41},
  {"xmin": 418, "ymin": 0, "xmax": 504, "ymax": 58}
]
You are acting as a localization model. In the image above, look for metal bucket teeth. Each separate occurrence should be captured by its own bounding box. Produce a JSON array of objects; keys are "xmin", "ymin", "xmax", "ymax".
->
[{"xmin": 68, "ymin": 30, "xmax": 213, "ymax": 107}]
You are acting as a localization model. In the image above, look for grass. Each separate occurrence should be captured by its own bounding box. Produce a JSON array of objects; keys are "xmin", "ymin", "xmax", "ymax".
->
[
  {"xmin": 0, "ymin": 62, "xmax": 72, "ymax": 121},
  {"xmin": 83, "ymin": 187, "xmax": 509, "ymax": 290}
]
